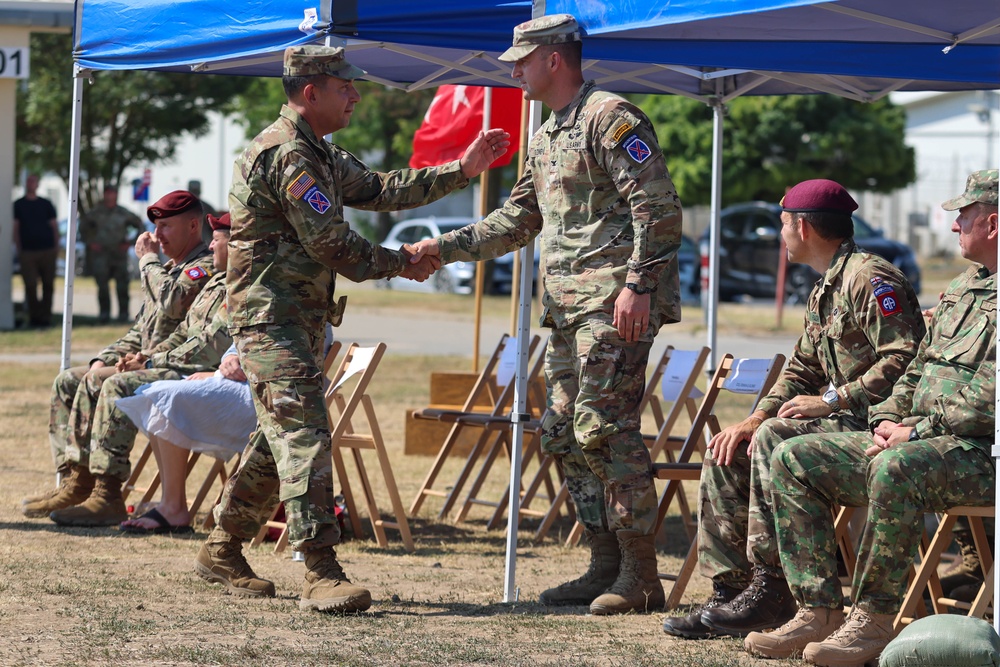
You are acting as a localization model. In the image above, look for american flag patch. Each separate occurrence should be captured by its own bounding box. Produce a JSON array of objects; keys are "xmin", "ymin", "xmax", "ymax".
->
[{"xmin": 287, "ymin": 171, "xmax": 316, "ymax": 200}]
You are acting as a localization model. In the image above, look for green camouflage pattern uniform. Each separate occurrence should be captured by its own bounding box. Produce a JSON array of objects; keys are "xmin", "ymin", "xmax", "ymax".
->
[
  {"xmin": 216, "ymin": 105, "xmax": 469, "ymax": 551},
  {"xmin": 55, "ymin": 244, "xmax": 213, "ymax": 469},
  {"xmin": 770, "ymin": 264, "xmax": 996, "ymax": 613},
  {"xmin": 699, "ymin": 241, "xmax": 924, "ymax": 588},
  {"xmin": 79, "ymin": 203, "xmax": 145, "ymax": 319},
  {"xmin": 438, "ymin": 81, "xmax": 682, "ymax": 535},
  {"xmin": 88, "ymin": 271, "xmax": 232, "ymax": 481}
]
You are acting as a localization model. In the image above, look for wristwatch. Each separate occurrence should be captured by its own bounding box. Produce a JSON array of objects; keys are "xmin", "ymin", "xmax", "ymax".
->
[
  {"xmin": 822, "ymin": 387, "xmax": 840, "ymax": 411},
  {"xmin": 908, "ymin": 428, "xmax": 920, "ymax": 442},
  {"xmin": 625, "ymin": 282, "xmax": 655, "ymax": 295}
]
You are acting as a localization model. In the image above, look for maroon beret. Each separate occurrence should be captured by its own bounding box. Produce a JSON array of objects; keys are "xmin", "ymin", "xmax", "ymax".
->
[
  {"xmin": 780, "ymin": 179, "xmax": 858, "ymax": 214},
  {"xmin": 147, "ymin": 190, "xmax": 201, "ymax": 222},
  {"xmin": 208, "ymin": 212, "xmax": 231, "ymax": 230}
]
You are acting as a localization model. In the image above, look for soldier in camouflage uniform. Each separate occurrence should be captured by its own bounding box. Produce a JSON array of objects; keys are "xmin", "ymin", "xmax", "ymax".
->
[
  {"xmin": 80, "ymin": 184, "xmax": 145, "ymax": 323},
  {"xmin": 22, "ymin": 191, "xmax": 213, "ymax": 518},
  {"xmin": 193, "ymin": 45, "xmax": 508, "ymax": 612},
  {"xmin": 408, "ymin": 14, "xmax": 683, "ymax": 615},
  {"xmin": 665, "ymin": 180, "xmax": 926, "ymax": 639},
  {"xmin": 744, "ymin": 169, "xmax": 998, "ymax": 666},
  {"xmin": 47, "ymin": 213, "xmax": 234, "ymax": 528}
]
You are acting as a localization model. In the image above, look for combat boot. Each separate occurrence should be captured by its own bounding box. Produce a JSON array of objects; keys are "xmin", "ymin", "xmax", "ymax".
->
[
  {"xmin": 300, "ymin": 548, "xmax": 372, "ymax": 613},
  {"xmin": 590, "ymin": 530, "xmax": 665, "ymax": 615},
  {"xmin": 539, "ymin": 529, "xmax": 620, "ymax": 606},
  {"xmin": 48, "ymin": 474, "xmax": 127, "ymax": 526},
  {"xmin": 21, "ymin": 463, "xmax": 74, "ymax": 506},
  {"xmin": 195, "ymin": 528, "xmax": 276, "ymax": 598},
  {"xmin": 21, "ymin": 465, "xmax": 95, "ymax": 518},
  {"xmin": 663, "ymin": 581, "xmax": 744, "ymax": 638},
  {"xmin": 940, "ymin": 529, "xmax": 984, "ymax": 596},
  {"xmin": 700, "ymin": 566, "xmax": 797, "ymax": 637},
  {"xmin": 802, "ymin": 605, "xmax": 895, "ymax": 667},
  {"xmin": 745, "ymin": 606, "xmax": 845, "ymax": 659}
]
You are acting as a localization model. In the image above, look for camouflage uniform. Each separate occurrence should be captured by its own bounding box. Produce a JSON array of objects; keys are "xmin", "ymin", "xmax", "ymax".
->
[
  {"xmin": 438, "ymin": 81, "xmax": 683, "ymax": 535},
  {"xmin": 55, "ymin": 243, "xmax": 213, "ymax": 469},
  {"xmin": 216, "ymin": 105, "xmax": 470, "ymax": 551},
  {"xmin": 699, "ymin": 241, "xmax": 924, "ymax": 587},
  {"xmin": 79, "ymin": 203, "xmax": 144, "ymax": 320},
  {"xmin": 87, "ymin": 271, "xmax": 232, "ymax": 481},
  {"xmin": 771, "ymin": 265, "xmax": 996, "ymax": 613}
]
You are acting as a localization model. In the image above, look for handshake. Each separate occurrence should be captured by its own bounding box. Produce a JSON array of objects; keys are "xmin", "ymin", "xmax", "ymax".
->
[{"xmin": 397, "ymin": 239, "xmax": 443, "ymax": 282}]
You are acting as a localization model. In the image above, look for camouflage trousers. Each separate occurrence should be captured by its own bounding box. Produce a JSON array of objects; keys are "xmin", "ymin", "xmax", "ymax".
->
[
  {"xmin": 213, "ymin": 325, "xmax": 340, "ymax": 552},
  {"xmin": 698, "ymin": 414, "xmax": 865, "ymax": 587},
  {"xmin": 89, "ymin": 251, "xmax": 132, "ymax": 320},
  {"xmin": 541, "ymin": 319, "xmax": 656, "ymax": 535},
  {"xmin": 88, "ymin": 369, "xmax": 181, "ymax": 481},
  {"xmin": 59, "ymin": 365, "xmax": 117, "ymax": 469},
  {"xmin": 770, "ymin": 430, "xmax": 995, "ymax": 614}
]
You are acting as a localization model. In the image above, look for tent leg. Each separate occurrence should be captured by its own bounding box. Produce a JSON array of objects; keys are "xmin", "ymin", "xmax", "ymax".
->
[{"xmin": 60, "ymin": 69, "xmax": 87, "ymax": 371}]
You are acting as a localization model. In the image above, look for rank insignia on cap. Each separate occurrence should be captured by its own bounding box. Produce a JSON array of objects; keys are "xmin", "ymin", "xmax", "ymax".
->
[
  {"xmin": 610, "ymin": 121, "xmax": 633, "ymax": 145},
  {"xmin": 287, "ymin": 171, "xmax": 316, "ymax": 200},
  {"xmin": 306, "ymin": 186, "xmax": 332, "ymax": 214},
  {"xmin": 624, "ymin": 135, "xmax": 651, "ymax": 164},
  {"xmin": 185, "ymin": 266, "xmax": 208, "ymax": 281}
]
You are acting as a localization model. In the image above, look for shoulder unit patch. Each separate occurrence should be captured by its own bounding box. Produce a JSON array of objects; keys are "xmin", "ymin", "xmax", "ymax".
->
[
  {"xmin": 624, "ymin": 134, "xmax": 652, "ymax": 164},
  {"xmin": 610, "ymin": 121, "xmax": 634, "ymax": 146},
  {"xmin": 305, "ymin": 186, "xmax": 332, "ymax": 214},
  {"xmin": 871, "ymin": 279, "xmax": 902, "ymax": 317},
  {"xmin": 185, "ymin": 266, "xmax": 208, "ymax": 281}
]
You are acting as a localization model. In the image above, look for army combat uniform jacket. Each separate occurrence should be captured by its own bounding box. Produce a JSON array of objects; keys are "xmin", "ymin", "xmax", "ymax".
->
[{"xmin": 79, "ymin": 204, "xmax": 144, "ymax": 253}]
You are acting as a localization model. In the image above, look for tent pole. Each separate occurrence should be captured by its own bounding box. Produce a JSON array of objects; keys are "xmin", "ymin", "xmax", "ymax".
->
[
  {"xmin": 504, "ymin": 98, "xmax": 542, "ymax": 604},
  {"xmin": 472, "ymin": 88, "xmax": 494, "ymax": 372},
  {"xmin": 60, "ymin": 68, "xmax": 87, "ymax": 372},
  {"xmin": 705, "ymin": 99, "xmax": 724, "ymax": 371}
]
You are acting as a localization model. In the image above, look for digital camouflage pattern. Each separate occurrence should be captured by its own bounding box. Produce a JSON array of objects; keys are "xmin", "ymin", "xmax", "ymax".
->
[
  {"xmin": 221, "ymin": 104, "xmax": 469, "ymax": 551},
  {"xmin": 438, "ymin": 82, "xmax": 682, "ymax": 537},
  {"xmin": 942, "ymin": 168, "xmax": 999, "ymax": 210},
  {"xmin": 699, "ymin": 241, "xmax": 924, "ymax": 587},
  {"xmin": 48, "ymin": 243, "xmax": 213, "ymax": 467},
  {"xmin": 79, "ymin": 203, "xmax": 145, "ymax": 319},
  {"xmin": 770, "ymin": 265, "xmax": 996, "ymax": 613}
]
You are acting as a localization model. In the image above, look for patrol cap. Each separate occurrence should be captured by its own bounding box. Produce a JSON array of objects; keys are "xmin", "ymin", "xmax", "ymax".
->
[
  {"xmin": 498, "ymin": 14, "xmax": 581, "ymax": 63},
  {"xmin": 283, "ymin": 45, "xmax": 366, "ymax": 80},
  {"xmin": 941, "ymin": 169, "xmax": 999, "ymax": 211},
  {"xmin": 780, "ymin": 179, "xmax": 858, "ymax": 214},
  {"xmin": 208, "ymin": 212, "xmax": 231, "ymax": 231},
  {"xmin": 147, "ymin": 190, "xmax": 201, "ymax": 223}
]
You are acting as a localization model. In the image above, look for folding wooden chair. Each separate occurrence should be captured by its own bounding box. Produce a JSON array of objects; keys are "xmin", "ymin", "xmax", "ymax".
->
[
  {"xmin": 653, "ymin": 352, "xmax": 786, "ymax": 610},
  {"xmin": 896, "ymin": 505, "xmax": 994, "ymax": 629},
  {"xmin": 408, "ymin": 333, "xmax": 541, "ymax": 520}
]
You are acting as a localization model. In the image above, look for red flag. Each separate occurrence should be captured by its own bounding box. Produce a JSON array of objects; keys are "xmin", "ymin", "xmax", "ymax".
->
[{"xmin": 410, "ymin": 85, "xmax": 522, "ymax": 169}]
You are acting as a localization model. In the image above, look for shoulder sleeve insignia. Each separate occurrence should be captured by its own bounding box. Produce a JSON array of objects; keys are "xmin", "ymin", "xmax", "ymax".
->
[
  {"xmin": 287, "ymin": 170, "xmax": 316, "ymax": 200},
  {"xmin": 624, "ymin": 134, "xmax": 652, "ymax": 164},
  {"xmin": 610, "ymin": 121, "xmax": 634, "ymax": 146},
  {"xmin": 185, "ymin": 266, "xmax": 208, "ymax": 281},
  {"xmin": 871, "ymin": 279, "xmax": 902, "ymax": 316},
  {"xmin": 305, "ymin": 186, "xmax": 332, "ymax": 214}
]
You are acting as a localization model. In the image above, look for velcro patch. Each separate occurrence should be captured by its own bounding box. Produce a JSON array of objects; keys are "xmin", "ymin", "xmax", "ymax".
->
[
  {"xmin": 874, "ymin": 283, "xmax": 902, "ymax": 316},
  {"xmin": 610, "ymin": 121, "xmax": 634, "ymax": 146},
  {"xmin": 624, "ymin": 135, "xmax": 651, "ymax": 164},
  {"xmin": 286, "ymin": 170, "xmax": 316, "ymax": 200},
  {"xmin": 305, "ymin": 186, "xmax": 332, "ymax": 214},
  {"xmin": 185, "ymin": 266, "xmax": 208, "ymax": 281}
]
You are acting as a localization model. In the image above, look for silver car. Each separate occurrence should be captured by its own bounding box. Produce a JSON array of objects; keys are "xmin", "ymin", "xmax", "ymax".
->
[{"xmin": 378, "ymin": 217, "xmax": 477, "ymax": 294}]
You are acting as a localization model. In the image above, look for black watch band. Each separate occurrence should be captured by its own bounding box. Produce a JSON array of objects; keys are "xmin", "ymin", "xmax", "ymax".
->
[{"xmin": 625, "ymin": 282, "xmax": 654, "ymax": 295}]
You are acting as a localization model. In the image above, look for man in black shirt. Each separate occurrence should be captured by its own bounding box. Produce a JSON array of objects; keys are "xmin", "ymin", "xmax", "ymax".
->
[{"xmin": 13, "ymin": 174, "xmax": 59, "ymax": 328}]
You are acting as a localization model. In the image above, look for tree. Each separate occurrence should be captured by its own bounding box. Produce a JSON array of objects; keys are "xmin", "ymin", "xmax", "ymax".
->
[
  {"xmin": 641, "ymin": 94, "xmax": 915, "ymax": 205},
  {"xmin": 16, "ymin": 33, "xmax": 254, "ymax": 211}
]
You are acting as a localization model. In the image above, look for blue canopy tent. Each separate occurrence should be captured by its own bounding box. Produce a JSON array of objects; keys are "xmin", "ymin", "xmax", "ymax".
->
[{"xmin": 70, "ymin": 0, "xmax": 1000, "ymax": 608}]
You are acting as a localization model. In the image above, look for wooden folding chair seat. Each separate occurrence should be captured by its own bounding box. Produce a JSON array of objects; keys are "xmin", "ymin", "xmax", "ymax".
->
[
  {"xmin": 408, "ymin": 333, "xmax": 541, "ymax": 520},
  {"xmin": 653, "ymin": 352, "xmax": 786, "ymax": 610},
  {"xmin": 896, "ymin": 505, "xmax": 994, "ymax": 629}
]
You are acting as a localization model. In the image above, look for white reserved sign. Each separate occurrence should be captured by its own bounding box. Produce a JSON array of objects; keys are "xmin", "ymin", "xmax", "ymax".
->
[{"xmin": 0, "ymin": 48, "xmax": 29, "ymax": 80}]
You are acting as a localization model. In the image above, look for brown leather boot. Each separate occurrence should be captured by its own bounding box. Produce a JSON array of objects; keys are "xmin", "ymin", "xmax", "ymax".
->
[
  {"xmin": 745, "ymin": 606, "xmax": 845, "ymax": 658},
  {"xmin": 21, "ymin": 464, "xmax": 74, "ymax": 506},
  {"xmin": 194, "ymin": 528, "xmax": 276, "ymax": 598},
  {"xmin": 802, "ymin": 605, "xmax": 895, "ymax": 667},
  {"xmin": 700, "ymin": 566, "xmax": 797, "ymax": 637},
  {"xmin": 662, "ymin": 581, "xmax": 744, "ymax": 638},
  {"xmin": 940, "ymin": 529, "xmax": 984, "ymax": 596},
  {"xmin": 21, "ymin": 465, "xmax": 95, "ymax": 518},
  {"xmin": 590, "ymin": 530, "xmax": 665, "ymax": 615},
  {"xmin": 300, "ymin": 548, "xmax": 372, "ymax": 613},
  {"xmin": 48, "ymin": 475, "xmax": 127, "ymax": 526},
  {"xmin": 539, "ymin": 529, "xmax": 620, "ymax": 606}
]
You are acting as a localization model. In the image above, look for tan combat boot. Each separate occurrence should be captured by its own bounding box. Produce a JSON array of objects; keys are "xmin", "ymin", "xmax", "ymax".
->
[
  {"xmin": 21, "ymin": 464, "xmax": 74, "ymax": 506},
  {"xmin": 802, "ymin": 605, "xmax": 896, "ymax": 667},
  {"xmin": 745, "ymin": 606, "xmax": 845, "ymax": 659},
  {"xmin": 48, "ymin": 474, "xmax": 127, "ymax": 526},
  {"xmin": 539, "ymin": 529, "xmax": 620, "ymax": 606},
  {"xmin": 589, "ymin": 530, "xmax": 665, "ymax": 615},
  {"xmin": 22, "ymin": 465, "xmax": 96, "ymax": 518},
  {"xmin": 195, "ymin": 528, "xmax": 276, "ymax": 597},
  {"xmin": 940, "ymin": 529, "xmax": 984, "ymax": 597},
  {"xmin": 300, "ymin": 548, "xmax": 372, "ymax": 613}
]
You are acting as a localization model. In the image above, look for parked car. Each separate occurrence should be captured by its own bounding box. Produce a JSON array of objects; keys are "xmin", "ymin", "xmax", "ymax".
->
[
  {"xmin": 678, "ymin": 233, "xmax": 700, "ymax": 305},
  {"xmin": 700, "ymin": 202, "xmax": 921, "ymax": 304},
  {"xmin": 379, "ymin": 217, "xmax": 477, "ymax": 294},
  {"xmin": 489, "ymin": 245, "xmax": 540, "ymax": 296}
]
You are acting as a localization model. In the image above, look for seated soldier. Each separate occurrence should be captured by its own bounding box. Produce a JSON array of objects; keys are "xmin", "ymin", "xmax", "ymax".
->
[{"xmin": 745, "ymin": 169, "xmax": 997, "ymax": 666}]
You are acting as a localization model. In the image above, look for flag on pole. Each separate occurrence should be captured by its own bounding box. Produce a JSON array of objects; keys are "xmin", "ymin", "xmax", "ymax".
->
[{"xmin": 410, "ymin": 85, "xmax": 522, "ymax": 169}]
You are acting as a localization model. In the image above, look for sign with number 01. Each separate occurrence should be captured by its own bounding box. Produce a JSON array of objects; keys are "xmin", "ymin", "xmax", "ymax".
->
[{"xmin": 0, "ymin": 48, "xmax": 29, "ymax": 79}]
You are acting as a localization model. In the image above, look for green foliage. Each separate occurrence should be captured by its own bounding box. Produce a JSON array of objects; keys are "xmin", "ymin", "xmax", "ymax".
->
[
  {"xmin": 642, "ymin": 94, "xmax": 915, "ymax": 205},
  {"xmin": 16, "ymin": 32, "xmax": 253, "ymax": 211}
]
